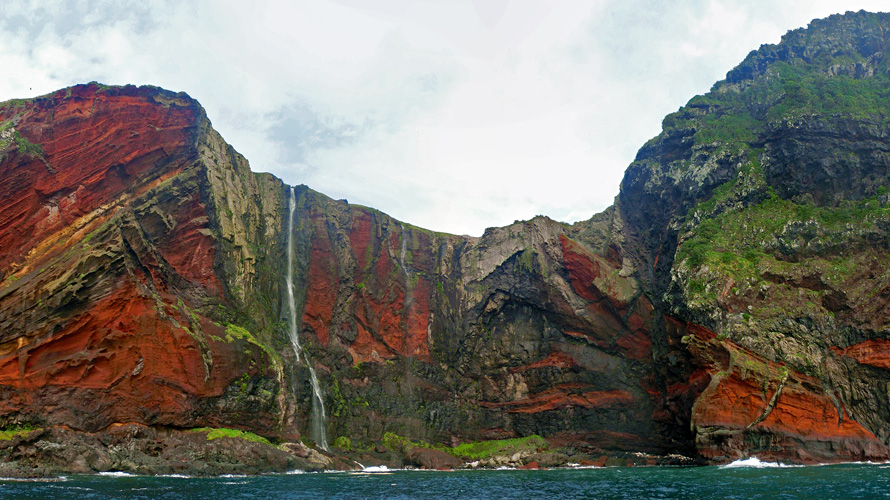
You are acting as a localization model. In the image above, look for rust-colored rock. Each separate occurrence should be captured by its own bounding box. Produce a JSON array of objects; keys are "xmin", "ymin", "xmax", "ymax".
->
[
  {"xmin": 678, "ymin": 318, "xmax": 890, "ymax": 463},
  {"xmin": 0, "ymin": 84, "xmax": 286, "ymax": 437},
  {"xmin": 6, "ymin": 46, "xmax": 890, "ymax": 473},
  {"xmin": 832, "ymin": 340, "xmax": 890, "ymax": 371}
]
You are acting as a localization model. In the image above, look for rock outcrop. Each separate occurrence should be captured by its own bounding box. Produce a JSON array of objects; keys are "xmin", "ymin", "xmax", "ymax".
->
[
  {"xmin": 2, "ymin": 10, "xmax": 890, "ymax": 473},
  {"xmin": 625, "ymin": 10, "xmax": 890, "ymax": 462},
  {"xmin": 0, "ymin": 85, "xmax": 287, "ymax": 436}
]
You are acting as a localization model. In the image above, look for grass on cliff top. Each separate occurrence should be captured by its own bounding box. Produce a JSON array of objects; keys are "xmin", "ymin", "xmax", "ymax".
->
[
  {"xmin": 664, "ymin": 55, "xmax": 890, "ymax": 158},
  {"xmin": 664, "ymin": 45, "xmax": 890, "ymax": 304},
  {"xmin": 190, "ymin": 427, "xmax": 273, "ymax": 447},
  {"xmin": 381, "ymin": 432, "xmax": 548, "ymax": 461}
]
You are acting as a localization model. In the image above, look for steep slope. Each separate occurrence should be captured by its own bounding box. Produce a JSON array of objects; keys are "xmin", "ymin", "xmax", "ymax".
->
[
  {"xmin": 619, "ymin": 10, "xmax": 890, "ymax": 462},
  {"xmin": 0, "ymin": 83, "xmax": 676, "ymax": 463},
  {"xmin": 288, "ymin": 194, "xmax": 679, "ymax": 454},
  {"xmin": 0, "ymin": 84, "xmax": 290, "ymax": 436},
  {"xmin": 2, "ymin": 10, "xmax": 890, "ymax": 472}
]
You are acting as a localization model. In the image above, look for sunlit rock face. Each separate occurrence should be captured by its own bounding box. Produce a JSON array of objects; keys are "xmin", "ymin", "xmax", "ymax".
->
[
  {"xmin": 0, "ymin": 83, "xmax": 670, "ymax": 455},
  {"xmin": 0, "ymin": 84, "xmax": 288, "ymax": 435},
  {"xmin": 3, "ymin": 11, "xmax": 890, "ymax": 466}
]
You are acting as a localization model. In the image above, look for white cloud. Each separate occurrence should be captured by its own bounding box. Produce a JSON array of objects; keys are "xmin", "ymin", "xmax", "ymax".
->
[{"xmin": 1, "ymin": 0, "xmax": 888, "ymax": 235}]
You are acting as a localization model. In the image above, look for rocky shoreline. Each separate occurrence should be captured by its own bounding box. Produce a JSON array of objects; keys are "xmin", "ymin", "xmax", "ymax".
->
[{"xmin": 0, "ymin": 425, "xmax": 701, "ymax": 478}]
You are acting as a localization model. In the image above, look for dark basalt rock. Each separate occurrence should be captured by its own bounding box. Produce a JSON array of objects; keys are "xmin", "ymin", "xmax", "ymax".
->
[
  {"xmin": 2, "ymin": 11, "xmax": 890, "ymax": 474},
  {"xmin": 0, "ymin": 425, "xmax": 326, "ymax": 477}
]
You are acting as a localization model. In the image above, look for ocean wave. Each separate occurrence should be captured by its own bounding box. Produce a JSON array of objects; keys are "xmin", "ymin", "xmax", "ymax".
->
[
  {"xmin": 359, "ymin": 465, "xmax": 393, "ymax": 473},
  {"xmin": 97, "ymin": 471, "xmax": 137, "ymax": 477},
  {"xmin": 721, "ymin": 457, "xmax": 792, "ymax": 468},
  {"xmin": 0, "ymin": 476, "xmax": 68, "ymax": 482}
]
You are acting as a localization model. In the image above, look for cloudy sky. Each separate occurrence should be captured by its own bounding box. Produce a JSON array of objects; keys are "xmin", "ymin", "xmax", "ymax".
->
[{"xmin": 1, "ymin": 1, "xmax": 887, "ymax": 235}]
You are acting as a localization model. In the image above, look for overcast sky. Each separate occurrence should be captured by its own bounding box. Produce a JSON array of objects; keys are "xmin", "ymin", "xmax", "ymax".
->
[{"xmin": 1, "ymin": 1, "xmax": 887, "ymax": 235}]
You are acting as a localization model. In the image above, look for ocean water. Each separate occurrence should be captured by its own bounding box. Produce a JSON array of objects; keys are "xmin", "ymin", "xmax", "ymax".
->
[{"xmin": 2, "ymin": 460, "xmax": 890, "ymax": 499}]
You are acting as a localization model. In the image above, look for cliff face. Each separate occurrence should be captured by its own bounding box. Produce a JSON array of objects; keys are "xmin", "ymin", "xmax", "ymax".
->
[
  {"xmin": 0, "ymin": 85, "xmax": 288, "ymax": 435},
  {"xmin": 288, "ymin": 196, "xmax": 677, "ymax": 453},
  {"xmin": 0, "ymin": 83, "xmax": 671, "ymax": 457},
  {"xmin": 2, "ymin": 10, "xmax": 890, "ymax": 468},
  {"xmin": 620, "ymin": 10, "xmax": 890, "ymax": 462}
]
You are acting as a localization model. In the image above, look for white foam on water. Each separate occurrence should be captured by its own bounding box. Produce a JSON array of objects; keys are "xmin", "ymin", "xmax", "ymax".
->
[
  {"xmin": 815, "ymin": 460, "xmax": 890, "ymax": 467},
  {"xmin": 0, "ymin": 476, "xmax": 67, "ymax": 482},
  {"xmin": 721, "ymin": 457, "xmax": 789, "ymax": 468},
  {"xmin": 98, "ymin": 471, "xmax": 136, "ymax": 477},
  {"xmin": 361, "ymin": 465, "xmax": 391, "ymax": 473}
]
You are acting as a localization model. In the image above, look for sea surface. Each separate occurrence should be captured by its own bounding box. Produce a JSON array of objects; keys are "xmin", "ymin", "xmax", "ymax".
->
[{"xmin": 2, "ymin": 459, "xmax": 890, "ymax": 499}]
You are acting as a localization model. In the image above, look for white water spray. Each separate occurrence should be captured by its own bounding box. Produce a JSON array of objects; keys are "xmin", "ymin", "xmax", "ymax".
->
[{"xmin": 286, "ymin": 186, "xmax": 329, "ymax": 451}]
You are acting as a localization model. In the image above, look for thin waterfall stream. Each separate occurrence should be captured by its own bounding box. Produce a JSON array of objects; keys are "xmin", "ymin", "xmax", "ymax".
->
[{"xmin": 286, "ymin": 186, "xmax": 329, "ymax": 451}]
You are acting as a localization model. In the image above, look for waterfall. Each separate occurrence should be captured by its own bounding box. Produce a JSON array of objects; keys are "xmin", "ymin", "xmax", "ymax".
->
[{"xmin": 286, "ymin": 186, "xmax": 329, "ymax": 451}]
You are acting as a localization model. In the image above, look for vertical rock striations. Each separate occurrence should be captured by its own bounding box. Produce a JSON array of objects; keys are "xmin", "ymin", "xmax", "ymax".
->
[{"xmin": 2, "ymin": 10, "xmax": 890, "ymax": 468}]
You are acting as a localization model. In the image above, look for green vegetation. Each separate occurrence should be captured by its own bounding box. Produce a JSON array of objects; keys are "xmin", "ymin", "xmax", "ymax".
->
[
  {"xmin": 667, "ymin": 54, "xmax": 890, "ymax": 154},
  {"xmin": 0, "ymin": 98, "xmax": 29, "ymax": 112},
  {"xmin": 190, "ymin": 427, "xmax": 273, "ymax": 447},
  {"xmin": 516, "ymin": 248, "xmax": 536, "ymax": 273},
  {"xmin": 450, "ymin": 435, "xmax": 548, "ymax": 460},
  {"xmin": 0, "ymin": 425, "xmax": 38, "ymax": 441},
  {"xmin": 13, "ymin": 131, "xmax": 44, "ymax": 157},
  {"xmin": 328, "ymin": 377, "xmax": 349, "ymax": 418},
  {"xmin": 677, "ymin": 186, "xmax": 890, "ymax": 309},
  {"xmin": 673, "ymin": 53, "xmax": 890, "ymax": 308},
  {"xmin": 225, "ymin": 323, "xmax": 256, "ymax": 342},
  {"xmin": 681, "ymin": 192, "xmax": 890, "ymax": 270},
  {"xmin": 381, "ymin": 432, "xmax": 425, "ymax": 452},
  {"xmin": 332, "ymin": 436, "xmax": 352, "ymax": 450},
  {"xmin": 379, "ymin": 432, "xmax": 548, "ymax": 461},
  {"xmin": 693, "ymin": 109, "xmax": 760, "ymax": 145},
  {"xmin": 0, "ymin": 121, "xmax": 13, "ymax": 143},
  {"xmin": 0, "ymin": 119, "xmax": 44, "ymax": 157},
  {"xmin": 222, "ymin": 323, "xmax": 281, "ymax": 366},
  {"xmin": 674, "ymin": 47, "xmax": 890, "ymax": 301}
]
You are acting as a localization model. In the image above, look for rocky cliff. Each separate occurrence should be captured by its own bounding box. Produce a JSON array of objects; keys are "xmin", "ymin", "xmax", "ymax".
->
[
  {"xmin": 621, "ymin": 10, "xmax": 890, "ymax": 462},
  {"xmin": 1, "ymin": 10, "xmax": 890, "ymax": 473}
]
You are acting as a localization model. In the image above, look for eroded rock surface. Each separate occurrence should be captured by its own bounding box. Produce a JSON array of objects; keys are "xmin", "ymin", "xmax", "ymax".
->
[{"xmin": 3, "ymin": 10, "xmax": 890, "ymax": 473}]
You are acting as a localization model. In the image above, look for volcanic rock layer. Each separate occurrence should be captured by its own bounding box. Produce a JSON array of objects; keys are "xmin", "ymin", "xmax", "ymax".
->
[{"xmin": 2, "ymin": 10, "xmax": 890, "ymax": 468}]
